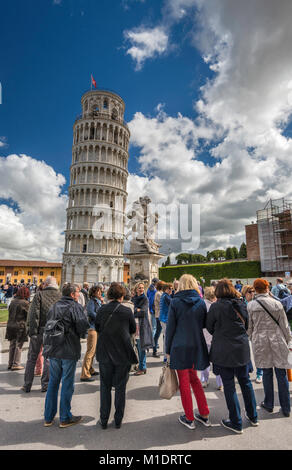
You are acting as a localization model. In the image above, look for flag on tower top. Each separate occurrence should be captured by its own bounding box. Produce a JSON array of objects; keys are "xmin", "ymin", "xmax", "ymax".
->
[{"xmin": 91, "ymin": 74, "xmax": 97, "ymax": 89}]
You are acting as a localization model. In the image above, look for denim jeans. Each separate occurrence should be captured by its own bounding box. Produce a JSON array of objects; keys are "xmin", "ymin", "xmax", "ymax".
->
[
  {"xmin": 263, "ymin": 367, "xmax": 290, "ymax": 414},
  {"xmin": 44, "ymin": 358, "xmax": 77, "ymax": 423},
  {"xmin": 153, "ymin": 319, "xmax": 162, "ymax": 353},
  {"xmin": 136, "ymin": 339, "xmax": 146, "ymax": 371},
  {"xmin": 150, "ymin": 313, "xmax": 157, "ymax": 339},
  {"xmin": 256, "ymin": 368, "xmax": 263, "ymax": 377},
  {"xmin": 216, "ymin": 364, "xmax": 258, "ymax": 429}
]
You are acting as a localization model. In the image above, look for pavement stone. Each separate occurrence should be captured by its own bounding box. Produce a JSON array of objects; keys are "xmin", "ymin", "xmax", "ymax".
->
[{"xmin": 0, "ymin": 338, "xmax": 291, "ymax": 450}]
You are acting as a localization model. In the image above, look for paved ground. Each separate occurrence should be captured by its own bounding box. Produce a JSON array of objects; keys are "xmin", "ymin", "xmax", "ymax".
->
[{"xmin": 0, "ymin": 338, "xmax": 291, "ymax": 451}]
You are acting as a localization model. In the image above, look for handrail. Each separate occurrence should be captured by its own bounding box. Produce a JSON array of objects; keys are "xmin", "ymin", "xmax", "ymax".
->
[{"xmin": 74, "ymin": 112, "xmax": 129, "ymax": 129}]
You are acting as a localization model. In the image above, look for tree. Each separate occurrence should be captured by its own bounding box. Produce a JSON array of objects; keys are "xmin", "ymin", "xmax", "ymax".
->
[
  {"xmin": 225, "ymin": 247, "xmax": 234, "ymax": 260},
  {"xmin": 232, "ymin": 246, "xmax": 239, "ymax": 259},
  {"xmin": 176, "ymin": 253, "xmax": 190, "ymax": 265},
  {"xmin": 239, "ymin": 242, "xmax": 247, "ymax": 258}
]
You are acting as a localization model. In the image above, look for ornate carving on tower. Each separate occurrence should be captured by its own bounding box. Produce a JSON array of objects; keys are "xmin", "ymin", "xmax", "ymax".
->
[{"xmin": 62, "ymin": 88, "xmax": 130, "ymax": 285}]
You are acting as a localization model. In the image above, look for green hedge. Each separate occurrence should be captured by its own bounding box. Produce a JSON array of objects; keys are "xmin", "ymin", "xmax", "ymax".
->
[{"xmin": 159, "ymin": 261, "xmax": 262, "ymax": 286}]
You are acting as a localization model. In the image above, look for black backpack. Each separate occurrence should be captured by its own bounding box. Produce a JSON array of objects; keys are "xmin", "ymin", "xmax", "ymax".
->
[
  {"xmin": 278, "ymin": 288, "xmax": 289, "ymax": 300},
  {"xmin": 43, "ymin": 318, "xmax": 65, "ymax": 357}
]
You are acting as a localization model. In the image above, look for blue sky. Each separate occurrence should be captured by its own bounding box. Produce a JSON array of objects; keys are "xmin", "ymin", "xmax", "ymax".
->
[
  {"xmin": 1, "ymin": 0, "xmax": 292, "ymax": 261},
  {"xmin": 0, "ymin": 0, "xmax": 212, "ymax": 181}
]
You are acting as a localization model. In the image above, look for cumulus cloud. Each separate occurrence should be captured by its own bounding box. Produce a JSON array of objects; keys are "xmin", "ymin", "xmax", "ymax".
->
[
  {"xmin": 0, "ymin": 154, "xmax": 67, "ymax": 261},
  {"xmin": 123, "ymin": 0, "xmax": 292, "ymax": 261},
  {"xmin": 124, "ymin": 26, "xmax": 169, "ymax": 70}
]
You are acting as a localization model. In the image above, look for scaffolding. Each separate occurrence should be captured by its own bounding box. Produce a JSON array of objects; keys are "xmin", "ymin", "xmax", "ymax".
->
[{"xmin": 257, "ymin": 198, "xmax": 292, "ymax": 274}]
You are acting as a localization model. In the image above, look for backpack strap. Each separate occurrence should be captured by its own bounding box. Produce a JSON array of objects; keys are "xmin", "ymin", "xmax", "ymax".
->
[{"xmin": 99, "ymin": 303, "xmax": 121, "ymax": 338}]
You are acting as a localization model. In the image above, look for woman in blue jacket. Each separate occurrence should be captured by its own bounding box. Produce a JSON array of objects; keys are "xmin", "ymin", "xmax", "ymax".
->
[
  {"xmin": 80, "ymin": 285, "xmax": 102, "ymax": 382},
  {"xmin": 159, "ymin": 283, "xmax": 172, "ymax": 362},
  {"xmin": 166, "ymin": 274, "xmax": 210, "ymax": 430}
]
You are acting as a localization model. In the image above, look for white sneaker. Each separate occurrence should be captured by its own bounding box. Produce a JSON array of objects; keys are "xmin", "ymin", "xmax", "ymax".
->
[
  {"xmin": 201, "ymin": 381, "xmax": 209, "ymax": 388},
  {"xmin": 255, "ymin": 375, "xmax": 263, "ymax": 384}
]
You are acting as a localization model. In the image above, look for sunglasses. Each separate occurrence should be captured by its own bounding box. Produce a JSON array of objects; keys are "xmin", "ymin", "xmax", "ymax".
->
[{"xmin": 247, "ymin": 290, "xmax": 255, "ymax": 294}]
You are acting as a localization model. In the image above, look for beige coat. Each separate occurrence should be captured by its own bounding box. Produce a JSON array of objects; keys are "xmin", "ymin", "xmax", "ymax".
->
[
  {"xmin": 154, "ymin": 290, "xmax": 163, "ymax": 319},
  {"xmin": 247, "ymin": 293, "xmax": 292, "ymax": 369}
]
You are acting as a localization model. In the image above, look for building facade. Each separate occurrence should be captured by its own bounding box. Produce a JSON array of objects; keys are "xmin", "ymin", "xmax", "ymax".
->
[
  {"xmin": 62, "ymin": 89, "xmax": 130, "ymax": 285},
  {"xmin": 245, "ymin": 222, "xmax": 261, "ymax": 261},
  {"xmin": 0, "ymin": 260, "xmax": 62, "ymax": 286},
  {"xmin": 245, "ymin": 198, "xmax": 292, "ymax": 277}
]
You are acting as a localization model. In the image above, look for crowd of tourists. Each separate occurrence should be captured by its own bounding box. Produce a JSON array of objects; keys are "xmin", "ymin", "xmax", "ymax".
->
[{"xmin": 4, "ymin": 274, "xmax": 292, "ymax": 434}]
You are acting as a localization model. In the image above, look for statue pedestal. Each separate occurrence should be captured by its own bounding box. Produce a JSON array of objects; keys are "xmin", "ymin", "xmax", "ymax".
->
[{"xmin": 127, "ymin": 252, "xmax": 164, "ymax": 287}]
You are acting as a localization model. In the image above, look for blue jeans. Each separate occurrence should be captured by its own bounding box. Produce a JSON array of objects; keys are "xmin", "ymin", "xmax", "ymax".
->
[
  {"xmin": 136, "ymin": 339, "xmax": 146, "ymax": 371},
  {"xmin": 150, "ymin": 313, "xmax": 156, "ymax": 339},
  {"xmin": 44, "ymin": 358, "xmax": 77, "ymax": 423},
  {"xmin": 216, "ymin": 364, "xmax": 258, "ymax": 429},
  {"xmin": 263, "ymin": 368, "xmax": 290, "ymax": 414},
  {"xmin": 153, "ymin": 319, "xmax": 162, "ymax": 353},
  {"xmin": 256, "ymin": 368, "xmax": 263, "ymax": 377}
]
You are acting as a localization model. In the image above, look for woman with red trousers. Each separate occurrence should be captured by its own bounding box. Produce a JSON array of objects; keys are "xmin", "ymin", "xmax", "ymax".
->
[{"xmin": 166, "ymin": 274, "xmax": 210, "ymax": 430}]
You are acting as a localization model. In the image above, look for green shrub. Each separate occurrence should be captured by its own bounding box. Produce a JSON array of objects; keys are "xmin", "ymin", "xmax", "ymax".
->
[{"xmin": 159, "ymin": 260, "xmax": 262, "ymax": 286}]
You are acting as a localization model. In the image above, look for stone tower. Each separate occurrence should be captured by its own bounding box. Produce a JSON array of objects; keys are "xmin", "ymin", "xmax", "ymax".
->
[{"xmin": 62, "ymin": 89, "xmax": 130, "ymax": 285}]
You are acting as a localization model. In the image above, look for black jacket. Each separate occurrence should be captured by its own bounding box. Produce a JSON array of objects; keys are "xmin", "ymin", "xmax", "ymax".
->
[
  {"xmin": 5, "ymin": 298, "xmax": 30, "ymax": 342},
  {"xmin": 45, "ymin": 296, "xmax": 89, "ymax": 361},
  {"xmin": 95, "ymin": 301, "xmax": 137, "ymax": 365},
  {"xmin": 206, "ymin": 297, "xmax": 250, "ymax": 368},
  {"xmin": 132, "ymin": 294, "xmax": 154, "ymax": 350},
  {"xmin": 28, "ymin": 287, "xmax": 61, "ymax": 336},
  {"xmin": 165, "ymin": 290, "xmax": 209, "ymax": 371}
]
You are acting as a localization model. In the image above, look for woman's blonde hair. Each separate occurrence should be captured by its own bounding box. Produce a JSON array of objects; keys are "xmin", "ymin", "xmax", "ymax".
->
[
  {"xmin": 134, "ymin": 282, "xmax": 145, "ymax": 294},
  {"xmin": 178, "ymin": 274, "xmax": 200, "ymax": 294},
  {"xmin": 204, "ymin": 286, "xmax": 216, "ymax": 301}
]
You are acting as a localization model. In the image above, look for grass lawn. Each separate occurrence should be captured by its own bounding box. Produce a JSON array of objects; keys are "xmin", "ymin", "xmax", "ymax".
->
[{"xmin": 0, "ymin": 309, "xmax": 8, "ymax": 322}]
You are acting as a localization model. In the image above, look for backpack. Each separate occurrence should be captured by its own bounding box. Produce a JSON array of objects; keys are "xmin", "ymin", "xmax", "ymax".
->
[
  {"xmin": 277, "ymin": 288, "xmax": 289, "ymax": 300},
  {"xmin": 43, "ymin": 318, "xmax": 66, "ymax": 357}
]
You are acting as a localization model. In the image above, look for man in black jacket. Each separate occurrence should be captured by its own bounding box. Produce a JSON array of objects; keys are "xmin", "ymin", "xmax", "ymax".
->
[
  {"xmin": 95, "ymin": 283, "xmax": 137, "ymax": 429},
  {"xmin": 43, "ymin": 283, "xmax": 89, "ymax": 428},
  {"xmin": 22, "ymin": 276, "xmax": 61, "ymax": 393}
]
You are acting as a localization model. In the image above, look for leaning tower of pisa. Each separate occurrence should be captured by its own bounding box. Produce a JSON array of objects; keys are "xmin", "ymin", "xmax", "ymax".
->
[{"xmin": 62, "ymin": 89, "xmax": 130, "ymax": 285}]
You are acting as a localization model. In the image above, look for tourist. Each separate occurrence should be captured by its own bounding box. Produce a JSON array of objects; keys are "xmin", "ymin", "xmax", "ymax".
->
[
  {"xmin": 279, "ymin": 280, "xmax": 292, "ymax": 330},
  {"xmin": 241, "ymin": 285, "xmax": 263, "ymax": 384},
  {"xmin": 95, "ymin": 283, "xmax": 137, "ymax": 429},
  {"xmin": 247, "ymin": 278, "xmax": 292, "ymax": 418},
  {"xmin": 159, "ymin": 283, "xmax": 173, "ymax": 363},
  {"xmin": 152, "ymin": 281, "xmax": 164, "ymax": 358},
  {"xmin": 81, "ymin": 282, "xmax": 90, "ymax": 306},
  {"xmin": 147, "ymin": 278, "xmax": 158, "ymax": 342},
  {"xmin": 22, "ymin": 276, "xmax": 61, "ymax": 393},
  {"xmin": 132, "ymin": 282, "xmax": 153, "ymax": 375},
  {"xmin": 80, "ymin": 285, "xmax": 102, "ymax": 382},
  {"xmin": 122, "ymin": 288, "xmax": 139, "ymax": 372},
  {"xmin": 43, "ymin": 283, "xmax": 89, "ymax": 428},
  {"xmin": 77, "ymin": 283, "xmax": 86, "ymax": 307},
  {"xmin": 271, "ymin": 278, "xmax": 290, "ymax": 299},
  {"xmin": 235, "ymin": 280, "xmax": 243, "ymax": 292},
  {"xmin": 6, "ymin": 286, "xmax": 30, "ymax": 371},
  {"xmin": 166, "ymin": 274, "xmax": 210, "ymax": 430},
  {"xmin": 200, "ymin": 287, "xmax": 223, "ymax": 390},
  {"xmin": 4, "ymin": 283, "xmax": 14, "ymax": 307},
  {"xmin": 206, "ymin": 278, "xmax": 258, "ymax": 434}
]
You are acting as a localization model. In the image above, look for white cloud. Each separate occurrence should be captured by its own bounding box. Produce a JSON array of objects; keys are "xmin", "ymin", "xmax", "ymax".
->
[
  {"xmin": 123, "ymin": 0, "xmax": 292, "ymax": 256},
  {"xmin": 124, "ymin": 26, "xmax": 168, "ymax": 70},
  {"xmin": 0, "ymin": 154, "xmax": 67, "ymax": 261}
]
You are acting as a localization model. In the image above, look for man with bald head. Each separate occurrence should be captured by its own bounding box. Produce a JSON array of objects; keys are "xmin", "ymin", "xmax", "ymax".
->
[{"xmin": 21, "ymin": 276, "xmax": 61, "ymax": 393}]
